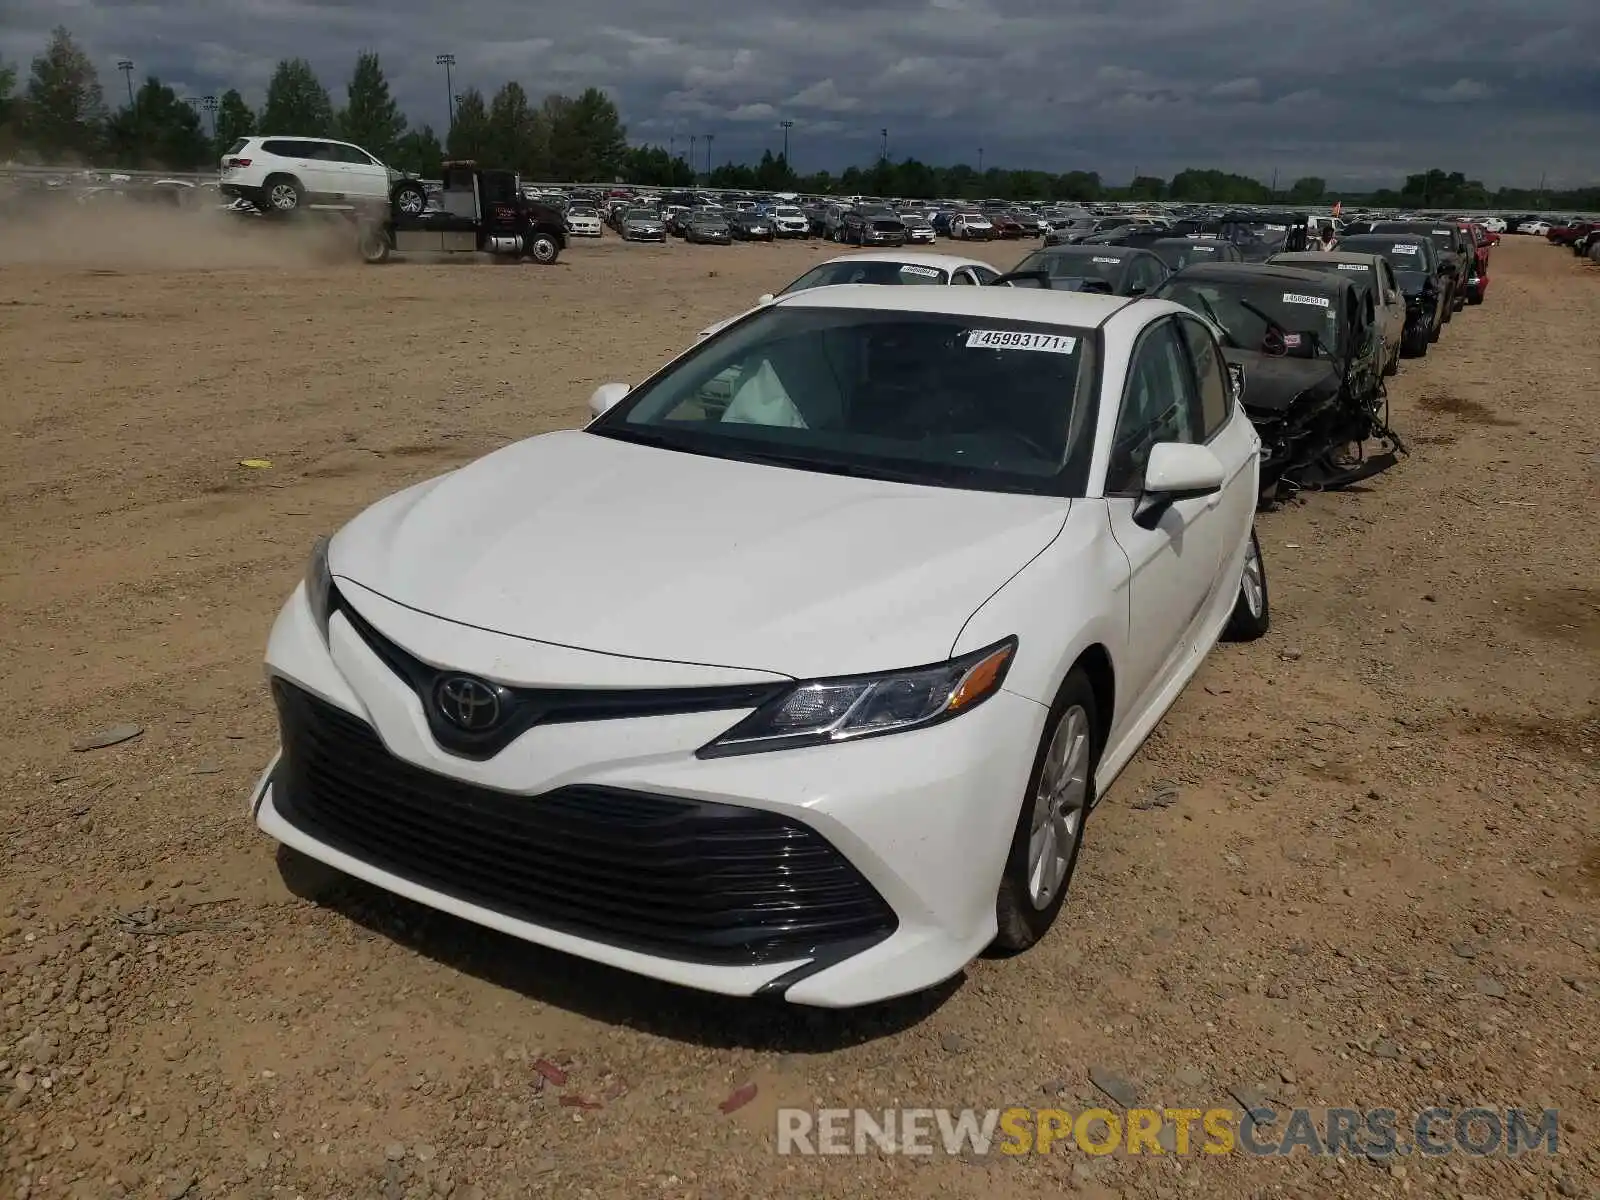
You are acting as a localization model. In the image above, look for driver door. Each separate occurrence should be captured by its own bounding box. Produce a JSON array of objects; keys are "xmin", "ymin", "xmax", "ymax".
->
[{"xmin": 1102, "ymin": 317, "xmax": 1231, "ymax": 716}]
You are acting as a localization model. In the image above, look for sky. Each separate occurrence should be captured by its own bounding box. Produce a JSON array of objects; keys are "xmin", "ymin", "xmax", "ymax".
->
[{"xmin": 5, "ymin": 0, "xmax": 1599, "ymax": 189}]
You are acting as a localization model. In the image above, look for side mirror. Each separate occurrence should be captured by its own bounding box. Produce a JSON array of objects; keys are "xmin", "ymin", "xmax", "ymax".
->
[
  {"xmin": 757, "ymin": 293, "xmax": 775, "ymax": 305},
  {"xmin": 1134, "ymin": 442, "xmax": 1227, "ymax": 530},
  {"xmin": 588, "ymin": 382, "xmax": 629, "ymax": 419},
  {"xmin": 1126, "ymin": 284, "xmax": 1148, "ymax": 297}
]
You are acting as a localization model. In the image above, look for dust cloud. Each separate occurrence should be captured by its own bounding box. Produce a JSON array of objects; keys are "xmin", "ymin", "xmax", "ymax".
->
[{"xmin": 0, "ymin": 201, "xmax": 360, "ymax": 270}]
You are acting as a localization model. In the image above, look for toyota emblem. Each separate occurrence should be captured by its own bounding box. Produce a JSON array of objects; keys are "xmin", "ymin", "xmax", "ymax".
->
[{"xmin": 435, "ymin": 675, "xmax": 503, "ymax": 732}]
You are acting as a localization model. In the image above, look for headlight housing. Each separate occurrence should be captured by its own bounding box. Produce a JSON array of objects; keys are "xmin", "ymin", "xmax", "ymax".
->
[
  {"xmin": 697, "ymin": 638, "xmax": 1017, "ymax": 758},
  {"xmin": 305, "ymin": 535, "xmax": 334, "ymax": 641}
]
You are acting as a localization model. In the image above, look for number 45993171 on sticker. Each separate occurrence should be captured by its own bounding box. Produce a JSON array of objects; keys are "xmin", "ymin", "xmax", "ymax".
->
[{"xmin": 964, "ymin": 329, "xmax": 1078, "ymax": 354}]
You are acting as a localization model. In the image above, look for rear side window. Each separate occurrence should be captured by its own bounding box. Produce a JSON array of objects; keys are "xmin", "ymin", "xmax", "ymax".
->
[
  {"xmin": 225, "ymin": 138, "xmax": 249, "ymax": 156},
  {"xmin": 261, "ymin": 139, "xmax": 306, "ymax": 157}
]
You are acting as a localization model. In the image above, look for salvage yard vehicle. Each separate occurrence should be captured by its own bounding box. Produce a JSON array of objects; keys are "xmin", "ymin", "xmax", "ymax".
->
[
  {"xmin": 1000, "ymin": 245, "xmax": 1171, "ymax": 296},
  {"xmin": 730, "ymin": 211, "xmax": 776, "ymax": 242},
  {"xmin": 839, "ymin": 208, "xmax": 908, "ymax": 246},
  {"xmin": 1368, "ymin": 221, "xmax": 1468, "ymax": 315},
  {"xmin": 1333, "ymin": 234, "xmax": 1449, "ymax": 356},
  {"xmin": 621, "ymin": 207, "xmax": 669, "ymax": 242},
  {"xmin": 949, "ymin": 212, "xmax": 996, "ymax": 241},
  {"xmin": 248, "ymin": 284, "xmax": 1268, "ymax": 1007},
  {"xmin": 1267, "ymin": 251, "xmax": 1405, "ymax": 376},
  {"xmin": 684, "ymin": 213, "xmax": 733, "ymax": 244},
  {"xmin": 696, "ymin": 252, "xmax": 1003, "ymax": 339},
  {"xmin": 768, "ymin": 204, "xmax": 812, "ymax": 237},
  {"xmin": 902, "ymin": 214, "xmax": 938, "ymax": 244},
  {"xmin": 219, "ymin": 135, "xmax": 410, "ymax": 215},
  {"xmin": 358, "ymin": 161, "xmax": 567, "ymax": 265},
  {"xmin": 1154, "ymin": 263, "xmax": 1404, "ymax": 496},
  {"xmin": 1151, "ymin": 238, "xmax": 1244, "ymax": 272},
  {"xmin": 565, "ymin": 203, "xmax": 603, "ymax": 238}
]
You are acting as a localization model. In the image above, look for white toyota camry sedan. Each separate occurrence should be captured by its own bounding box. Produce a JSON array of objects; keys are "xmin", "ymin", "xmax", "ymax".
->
[{"xmin": 249, "ymin": 286, "xmax": 1268, "ymax": 1008}]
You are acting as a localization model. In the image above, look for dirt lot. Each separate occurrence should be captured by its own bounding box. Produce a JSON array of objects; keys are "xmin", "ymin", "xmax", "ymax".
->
[{"xmin": 1, "ymin": 216, "xmax": 1597, "ymax": 1200}]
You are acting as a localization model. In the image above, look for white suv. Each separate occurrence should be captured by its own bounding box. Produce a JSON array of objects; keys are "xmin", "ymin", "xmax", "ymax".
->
[{"xmin": 219, "ymin": 136, "xmax": 400, "ymax": 215}]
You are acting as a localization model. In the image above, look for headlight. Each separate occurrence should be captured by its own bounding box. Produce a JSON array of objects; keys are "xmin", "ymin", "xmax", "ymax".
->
[
  {"xmin": 697, "ymin": 638, "xmax": 1016, "ymax": 758},
  {"xmin": 305, "ymin": 535, "xmax": 333, "ymax": 641}
]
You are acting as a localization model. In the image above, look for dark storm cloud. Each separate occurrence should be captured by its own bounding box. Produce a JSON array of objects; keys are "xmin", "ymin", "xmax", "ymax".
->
[{"xmin": 4, "ymin": 0, "xmax": 1598, "ymax": 186}]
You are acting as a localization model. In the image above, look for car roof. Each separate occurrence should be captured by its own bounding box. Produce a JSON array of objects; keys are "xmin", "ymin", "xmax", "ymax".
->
[
  {"xmin": 819, "ymin": 251, "xmax": 996, "ymax": 272},
  {"xmin": 773, "ymin": 282, "xmax": 1133, "ymax": 325},
  {"xmin": 1029, "ymin": 244, "xmax": 1156, "ymax": 260},
  {"xmin": 1165, "ymin": 262, "xmax": 1350, "ymax": 291},
  {"xmin": 1270, "ymin": 251, "xmax": 1388, "ymax": 268}
]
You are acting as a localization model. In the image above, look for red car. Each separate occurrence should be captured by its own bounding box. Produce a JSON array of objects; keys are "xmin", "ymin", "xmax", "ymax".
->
[
  {"xmin": 1456, "ymin": 222, "xmax": 1491, "ymax": 305},
  {"xmin": 1546, "ymin": 220, "xmax": 1596, "ymax": 246}
]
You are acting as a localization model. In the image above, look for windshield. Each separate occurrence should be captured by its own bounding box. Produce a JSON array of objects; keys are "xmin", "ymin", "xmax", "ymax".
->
[
  {"xmin": 1156, "ymin": 277, "xmax": 1340, "ymax": 355},
  {"xmin": 774, "ymin": 206, "xmax": 802, "ymax": 217},
  {"xmin": 1374, "ymin": 225, "xmax": 1454, "ymax": 257},
  {"xmin": 589, "ymin": 307, "xmax": 1099, "ymax": 495},
  {"xmin": 1015, "ymin": 249, "xmax": 1127, "ymax": 284},
  {"xmin": 625, "ymin": 209, "xmax": 658, "ymax": 221},
  {"xmin": 1337, "ymin": 236, "xmax": 1435, "ymax": 275},
  {"xmin": 1152, "ymin": 242, "xmax": 1227, "ymax": 270},
  {"xmin": 1222, "ymin": 222, "xmax": 1292, "ymax": 256},
  {"xmin": 782, "ymin": 261, "xmax": 950, "ymax": 291}
]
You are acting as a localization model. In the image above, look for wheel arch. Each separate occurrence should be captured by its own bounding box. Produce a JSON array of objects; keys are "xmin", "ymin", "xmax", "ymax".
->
[{"xmin": 1070, "ymin": 643, "xmax": 1116, "ymax": 751}]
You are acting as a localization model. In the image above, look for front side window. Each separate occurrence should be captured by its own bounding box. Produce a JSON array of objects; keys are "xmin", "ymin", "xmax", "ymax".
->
[
  {"xmin": 589, "ymin": 308, "xmax": 1100, "ymax": 495},
  {"xmin": 1176, "ymin": 317, "xmax": 1232, "ymax": 438},
  {"xmin": 1106, "ymin": 319, "xmax": 1204, "ymax": 495}
]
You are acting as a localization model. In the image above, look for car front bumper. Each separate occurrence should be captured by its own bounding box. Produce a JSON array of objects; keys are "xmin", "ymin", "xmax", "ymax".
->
[{"xmin": 249, "ymin": 583, "xmax": 1046, "ymax": 1007}]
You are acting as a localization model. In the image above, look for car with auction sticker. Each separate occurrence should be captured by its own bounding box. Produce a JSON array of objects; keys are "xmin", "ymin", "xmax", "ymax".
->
[
  {"xmin": 999, "ymin": 245, "xmax": 1171, "ymax": 297},
  {"xmin": 696, "ymin": 252, "xmax": 1004, "ymax": 340},
  {"xmin": 248, "ymin": 285, "xmax": 1269, "ymax": 1008},
  {"xmin": 1267, "ymin": 250, "xmax": 1406, "ymax": 376}
]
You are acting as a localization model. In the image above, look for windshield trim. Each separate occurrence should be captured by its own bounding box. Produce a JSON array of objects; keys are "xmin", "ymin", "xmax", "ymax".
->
[{"xmin": 586, "ymin": 309, "xmax": 1105, "ymax": 497}]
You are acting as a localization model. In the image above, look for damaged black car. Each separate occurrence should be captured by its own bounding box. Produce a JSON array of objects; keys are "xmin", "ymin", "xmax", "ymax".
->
[
  {"xmin": 1333, "ymin": 233, "xmax": 1448, "ymax": 357},
  {"xmin": 1154, "ymin": 263, "xmax": 1405, "ymax": 498},
  {"xmin": 993, "ymin": 245, "xmax": 1170, "ymax": 295}
]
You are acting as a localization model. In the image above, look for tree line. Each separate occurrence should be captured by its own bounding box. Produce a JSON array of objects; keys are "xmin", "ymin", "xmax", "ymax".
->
[{"xmin": 2, "ymin": 27, "xmax": 1595, "ymax": 211}]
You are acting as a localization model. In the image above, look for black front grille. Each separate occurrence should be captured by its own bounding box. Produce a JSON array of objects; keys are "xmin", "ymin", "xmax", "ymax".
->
[
  {"xmin": 270, "ymin": 682, "xmax": 898, "ymax": 967},
  {"xmin": 331, "ymin": 587, "xmax": 786, "ymax": 761}
]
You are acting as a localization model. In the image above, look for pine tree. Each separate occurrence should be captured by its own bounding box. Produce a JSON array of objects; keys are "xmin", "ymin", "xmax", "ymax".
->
[
  {"xmin": 21, "ymin": 27, "xmax": 106, "ymax": 162},
  {"xmin": 259, "ymin": 58, "xmax": 334, "ymax": 137},
  {"xmin": 104, "ymin": 76, "xmax": 211, "ymax": 169},
  {"xmin": 214, "ymin": 88, "xmax": 255, "ymax": 154},
  {"xmin": 445, "ymin": 88, "xmax": 489, "ymax": 160},
  {"xmin": 337, "ymin": 51, "xmax": 406, "ymax": 160}
]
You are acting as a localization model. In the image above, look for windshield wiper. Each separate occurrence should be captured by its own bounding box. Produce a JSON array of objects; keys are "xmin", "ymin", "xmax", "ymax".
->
[{"xmin": 1191, "ymin": 293, "xmax": 1239, "ymax": 347}]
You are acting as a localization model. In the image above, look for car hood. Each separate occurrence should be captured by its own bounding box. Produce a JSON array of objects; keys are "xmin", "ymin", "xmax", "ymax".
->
[
  {"xmin": 1222, "ymin": 349, "xmax": 1340, "ymax": 415},
  {"xmin": 329, "ymin": 429, "xmax": 1069, "ymax": 680}
]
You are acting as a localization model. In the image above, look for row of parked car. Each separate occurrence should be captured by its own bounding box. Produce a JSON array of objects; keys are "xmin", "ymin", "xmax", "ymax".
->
[{"xmin": 695, "ymin": 211, "xmax": 1495, "ymax": 503}]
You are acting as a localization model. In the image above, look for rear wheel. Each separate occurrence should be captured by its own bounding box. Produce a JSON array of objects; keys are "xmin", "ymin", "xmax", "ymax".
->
[
  {"xmin": 993, "ymin": 670, "xmax": 1099, "ymax": 952},
  {"xmin": 263, "ymin": 175, "xmax": 303, "ymax": 216},
  {"xmin": 356, "ymin": 223, "xmax": 390, "ymax": 264}
]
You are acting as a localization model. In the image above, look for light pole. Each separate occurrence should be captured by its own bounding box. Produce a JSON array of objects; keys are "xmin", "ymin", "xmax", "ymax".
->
[
  {"xmin": 202, "ymin": 95, "xmax": 218, "ymax": 140},
  {"xmin": 978, "ymin": 147, "xmax": 984, "ymax": 174},
  {"xmin": 880, "ymin": 127, "xmax": 888, "ymax": 163},
  {"xmin": 704, "ymin": 133, "xmax": 714, "ymax": 177},
  {"xmin": 689, "ymin": 134, "xmax": 697, "ymax": 179},
  {"xmin": 779, "ymin": 119, "xmax": 793, "ymax": 164},
  {"xmin": 435, "ymin": 54, "xmax": 456, "ymax": 132},
  {"xmin": 117, "ymin": 60, "xmax": 135, "ymax": 109}
]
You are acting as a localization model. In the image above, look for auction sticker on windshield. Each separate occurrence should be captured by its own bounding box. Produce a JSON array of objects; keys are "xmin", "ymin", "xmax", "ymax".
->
[
  {"xmin": 1337, "ymin": 263, "xmax": 1370, "ymax": 270},
  {"xmin": 1283, "ymin": 293, "xmax": 1330, "ymax": 307},
  {"xmin": 965, "ymin": 329, "xmax": 1078, "ymax": 354},
  {"xmin": 1391, "ymin": 244, "xmax": 1419, "ymax": 255},
  {"xmin": 899, "ymin": 265, "xmax": 942, "ymax": 277},
  {"xmin": 1092, "ymin": 257, "xmax": 1122, "ymax": 264}
]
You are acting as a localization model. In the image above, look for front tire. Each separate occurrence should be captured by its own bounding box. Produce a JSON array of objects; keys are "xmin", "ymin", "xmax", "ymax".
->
[
  {"xmin": 527, "ymin": 232, "xmax": 560, "ymax": 264},
  {"xmin": 390, "ymin": 180, "xmax": 428, "ymax": 219},
  {"xmin": 993, "ymin": 670, "xmax": 1099, "ymax": 952},
  {"xmin": 357, "ymin": 224, "xmax": 391, "ymax": 264},
  {"xmin": 1222, "ymin": 527, "xmax": 1271, "ymax": 642}
]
